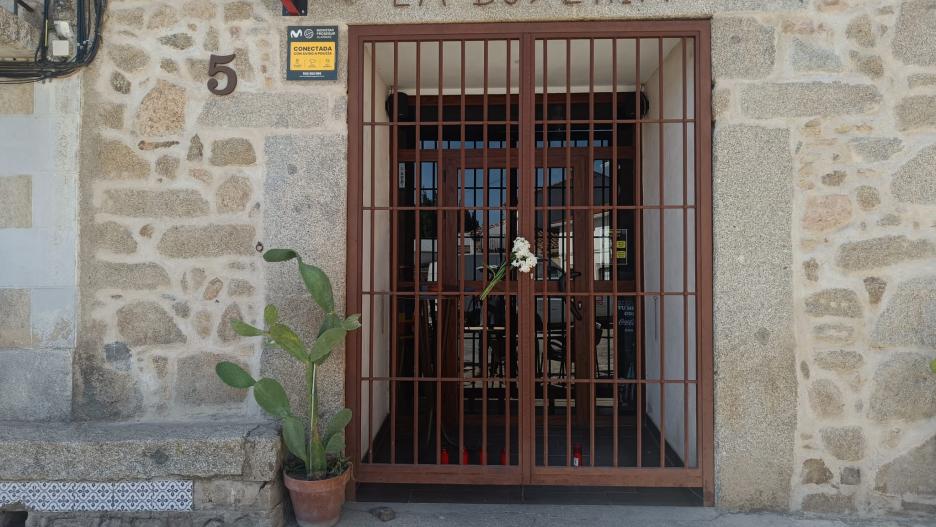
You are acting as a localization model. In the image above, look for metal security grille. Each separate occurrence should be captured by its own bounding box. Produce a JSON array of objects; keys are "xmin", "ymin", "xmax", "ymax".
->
[{"xmin": 347, "ymin": 21, "xmax": 713, "ymax": 502}]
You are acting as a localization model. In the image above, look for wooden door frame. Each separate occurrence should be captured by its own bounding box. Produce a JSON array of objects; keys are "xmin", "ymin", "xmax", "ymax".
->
[{"xmin": 346, "ymin": 20, "xmax": 714, "ymax": 504}]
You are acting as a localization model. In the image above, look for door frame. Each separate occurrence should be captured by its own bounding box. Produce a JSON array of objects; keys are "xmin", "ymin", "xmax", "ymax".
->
[{"xmin": 345, "ymin": 20, "xmax": 714, "ymax": 504}]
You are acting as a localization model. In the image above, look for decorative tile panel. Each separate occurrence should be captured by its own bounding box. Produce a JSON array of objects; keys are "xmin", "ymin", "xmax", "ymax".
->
[{"xmin": 0, "ymin": 481, "xmax": 192, "ymax": 512}]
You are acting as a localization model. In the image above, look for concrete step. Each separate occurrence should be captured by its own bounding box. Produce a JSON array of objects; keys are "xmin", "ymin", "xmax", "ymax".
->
[{"xmin": 0, "ymin": 420, "xmax": 282, "ymax": 482}]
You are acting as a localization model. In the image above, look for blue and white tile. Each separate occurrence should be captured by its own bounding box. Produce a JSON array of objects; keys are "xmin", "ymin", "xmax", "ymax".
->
[
  {"xmin": 0, "ymin": 481, "xmax": 192, "ymax": 512},
  {"xmin": 111, "ymin": 480, "xmax": 192, "ymax": 512}
]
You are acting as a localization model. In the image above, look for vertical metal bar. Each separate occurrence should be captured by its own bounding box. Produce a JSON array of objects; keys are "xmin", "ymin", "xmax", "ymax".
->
[
  {"xmin": 481, "ymin": 38, "xmax": 490, "ymax": 466},
  {"xmin": 564, "ymin": 37, "xmax": 572, "ymax": 468},
  {"xmin": 681, "ymin": 36, "xmax": 690, "ymax": 469},
  {"xmin": 657, "ymin": 36, "xmax": 666, "ymax": 469},
  {"xmin": 459, "ymin": 39, "xmax": 467, "ymax": 465},
  {"xmin": 436, "ymin": 39, "xmax": 444, "ymax": 466},
  {"xmin": 504, "ymin": 38, "xmax": 513, "ymax": 466},
  {"xmin": 693, "ymin": 31, "xmax": 702, "ymax": 476},
  {"xmin": 519, "ymin": 32, "xmax": 536, "ymax": 484},
  {"xmin": 540, "ymin": 37, "xmax": 550, "ymax": 469},
  {"xmin": 390, "ymin": 40, "xmax": 400, "ymax": 466},
  {"xmin": 610, "ymin": 38, "xmax": 619, "ymax": 469},
  {"xmin": 413, "ymin": 39, "xmax": 422, "ymax": 465},
  {"xmin": 367, "ymin": 41, "xmax": 377, "ymax": 465},
  {"xmin": 634, "ymin": 36, "xmax": 643, "ymax": 469},
  {"xmin": 587, "ymin": 37, "xmax": 596, "ymax": 467}
]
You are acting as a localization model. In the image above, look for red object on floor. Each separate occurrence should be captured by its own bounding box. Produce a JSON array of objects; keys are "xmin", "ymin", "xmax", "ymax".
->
[
  {"xmin": 500, "ymin": 448, "xmax": 508, "ymax": 465},
  {"xmin": 573, "ymin": 443, "xmax": 583, "ymax": 467},
  {"xmin": 463, "ymin": 449, "xmax": 470, "ymax": 465},
  {"xmin": 440, "ymin": 448, "xmax": 450, "ymax": 465}
]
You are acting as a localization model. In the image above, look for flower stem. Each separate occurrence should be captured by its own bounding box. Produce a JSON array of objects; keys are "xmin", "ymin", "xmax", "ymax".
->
[{"xmin": 479, "ymin": 264, "xmax": 507, "ymax": 301}]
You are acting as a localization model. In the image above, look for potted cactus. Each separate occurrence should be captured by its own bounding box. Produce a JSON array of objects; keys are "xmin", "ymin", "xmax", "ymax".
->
[{"xmin": 215, "ymin": 248, "xmax": 360, "ymax": 527}]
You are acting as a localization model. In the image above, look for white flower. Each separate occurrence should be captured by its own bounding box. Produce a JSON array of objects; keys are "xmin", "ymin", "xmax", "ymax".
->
[
  {"xmin": 509, "ymin": 237, "xmax": 538, "ymax": 274},
  {"xmin": 481, "ymin": 238, "xmax": 538, "ymax": 300},
  {"xmin": 512, "ymin": 237, "xmax": 531, "ymax": 254},
  {"xmin": 512, "ymin": 244, "xmax": 533, "ymax": 262}
]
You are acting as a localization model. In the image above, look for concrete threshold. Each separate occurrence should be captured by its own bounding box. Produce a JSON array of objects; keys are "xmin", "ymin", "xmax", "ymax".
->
[{"xmin": 339, "ymin": 503, "xmax": 933, "ymax": 527}]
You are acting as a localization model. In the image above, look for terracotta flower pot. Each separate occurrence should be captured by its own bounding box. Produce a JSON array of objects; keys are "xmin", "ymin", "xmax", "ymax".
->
[{"xmin": 284, "ymin": 468, "xmax": 351, "ymax": 527}]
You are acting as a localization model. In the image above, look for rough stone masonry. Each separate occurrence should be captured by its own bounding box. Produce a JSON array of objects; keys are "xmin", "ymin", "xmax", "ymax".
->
[{"xmin": 0, "ymin": 0, "xmax": 934, "ymax": 521}]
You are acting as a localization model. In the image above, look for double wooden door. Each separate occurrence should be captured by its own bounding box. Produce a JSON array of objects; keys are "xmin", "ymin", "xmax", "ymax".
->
[{"xmin": 347, "ymin": 21, "xmax": 713, "ymax": 500}]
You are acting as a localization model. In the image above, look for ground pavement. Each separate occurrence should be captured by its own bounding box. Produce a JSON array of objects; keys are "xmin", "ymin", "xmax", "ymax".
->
[{"xmin": 336, "ymin": 503, "xmax": 934, "ymax": 527}]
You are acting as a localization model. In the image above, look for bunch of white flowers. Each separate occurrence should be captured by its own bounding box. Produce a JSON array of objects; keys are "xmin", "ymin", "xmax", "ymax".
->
[
  {"xmin": 510, "ymin": 237, "xmax": 538, "ymax": 274},
  {"xmin": 480, "ymin": 237, "xmax": 539, "ymax": 300}
]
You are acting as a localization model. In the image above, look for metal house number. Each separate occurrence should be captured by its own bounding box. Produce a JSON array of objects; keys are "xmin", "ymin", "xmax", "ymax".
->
[{"xmin": 207, "ymin": 54, "xmax": 238, "ymax": 96}]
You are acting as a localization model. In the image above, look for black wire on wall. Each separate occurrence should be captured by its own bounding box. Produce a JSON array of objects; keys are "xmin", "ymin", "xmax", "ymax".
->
[{"xmin": 0, "ymin": 0, "xmax": 107, "ymax": 83}]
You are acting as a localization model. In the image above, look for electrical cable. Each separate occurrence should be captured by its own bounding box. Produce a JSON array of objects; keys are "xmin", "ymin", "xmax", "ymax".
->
[{"xmin": 0, "ymin": 0, "xmax": 106, "ymax": 83}]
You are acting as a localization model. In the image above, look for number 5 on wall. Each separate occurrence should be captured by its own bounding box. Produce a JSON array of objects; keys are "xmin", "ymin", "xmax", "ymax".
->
[{"xmin": 207, "ymin": 54, "xmax": 238, "ymax": 96}]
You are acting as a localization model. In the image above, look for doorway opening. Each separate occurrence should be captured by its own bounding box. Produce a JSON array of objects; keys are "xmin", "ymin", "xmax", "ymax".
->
[{"xmin": 346, "ymin": 21, "xmax": 713, "ymax": 503}]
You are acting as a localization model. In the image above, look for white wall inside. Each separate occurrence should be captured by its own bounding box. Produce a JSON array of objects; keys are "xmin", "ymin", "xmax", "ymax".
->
[
  {"xmin": 372, "ymin": 39, "xmax": 679, "ymax": 96},
  {"xmin": 640, "ymin": 38, "xmax": 697, "ymax": 468},
  {"xmin": 360, "ymin": 45, "xmax": 392, "ymax": 456}
]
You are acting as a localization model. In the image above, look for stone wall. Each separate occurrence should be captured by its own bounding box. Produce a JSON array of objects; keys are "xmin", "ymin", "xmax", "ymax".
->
[
  {"xmin": 0, "ymin": 4, "xmax": 39, "ymax": 58},
  {"xmin": 773, "ymin": 1, "xmax": 936, "ymax": 517},
  {"xmin": 695, "ymin": 0, "xmax": 934, "ymax": 516},
  {"xmin": 12, "ymin": 0, "xmax": 934, "ymax": 518},
  {"xmin": 74, "ymin": 0, "xmax": 348, "ymax": 422},
  {"xmin": 704, "ymin": 0, "xmax": 936, "ymax": 516},
  {"xmin": 710, "ymin": 0, "xmax": 936, "ymax": 516}
]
